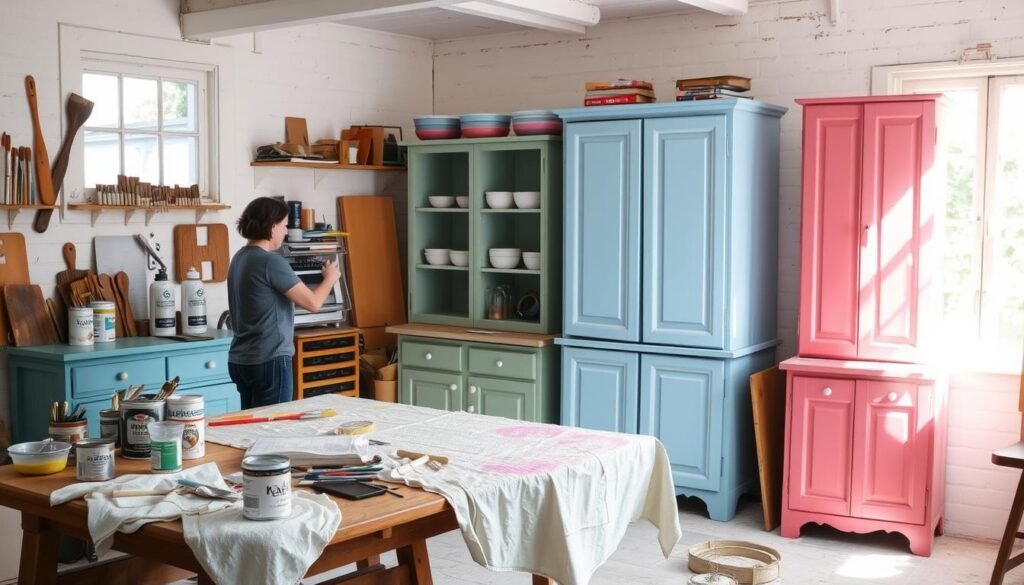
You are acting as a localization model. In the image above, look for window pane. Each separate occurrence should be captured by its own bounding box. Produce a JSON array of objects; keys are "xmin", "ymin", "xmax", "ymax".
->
[
  {"xmin": 83, "ymin": 131, "xmax": 120, "ymax": 188},
  {"xmin": 123, "ymin": 77, "xmax": 158, "ymax": 131},
  {"xmin": 82, "ymin": 73, "xmax": 119, "ymax": 128},
  {"xmin": 163, "ymin": 135, "xmax": 198, "ymax": 187},
  {"xmin": 124, "ymin": 133, "xmax": 159, "ymax": 184},
  {"xmin": 987, "ymin": 82, "xmax": 1024, "ymax": 349},
  {"xmin": 162, "ymin": 81, "xmax": 197, "ymax": 133}
]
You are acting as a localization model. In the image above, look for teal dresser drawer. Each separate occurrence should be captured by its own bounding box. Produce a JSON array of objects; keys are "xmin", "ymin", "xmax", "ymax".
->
[
  {"xmin": 469, "ymin": 346, "xmax": 537, "ymax": 381},
  {"xmin": 72, "ymin": 357, "xmax": 166, "ymax": 399},
  {"xmin": 169, "ymin": 349, "xmax": 229, "ymax": 385},
  {"xmin": 401, "ymin": 339, "xmax": 463, "ymax": 372}
]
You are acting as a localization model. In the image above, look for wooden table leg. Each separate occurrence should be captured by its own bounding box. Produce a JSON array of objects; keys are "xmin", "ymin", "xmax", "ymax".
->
[
  {"xmin": 356, "ymin": 555, "xmax": 382, "ymax": 570},
  {"xmin": 992, "ymin": 470, "xmax": 1024, "ymax": 585},
  {"xmin": 532, "ymin": 575, "xmax": 555, "ymax": 584},
  {"xmin": 396, "ymin": 540, "xmax": 432, "ymax": 585},
  {"xmin": 19, "ymin": 513, "xmax": 58, "ymax": 585}
]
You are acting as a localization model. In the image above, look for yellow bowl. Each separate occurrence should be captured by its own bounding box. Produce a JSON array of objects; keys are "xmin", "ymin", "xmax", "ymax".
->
[{"xmin": 9, "ymin": 440, "xmax": 72, "ymax": 475}]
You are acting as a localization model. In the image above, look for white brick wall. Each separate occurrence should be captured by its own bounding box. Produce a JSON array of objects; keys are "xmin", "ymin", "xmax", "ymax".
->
[{"xmin": 431, "ymin": 0, "xmax": 1024, "ymax": 541}]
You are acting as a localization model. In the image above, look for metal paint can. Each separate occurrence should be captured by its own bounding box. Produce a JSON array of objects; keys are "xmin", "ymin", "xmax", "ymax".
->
[
  {"xmin": 120, "ymin": 398, "xmax": 165, "ymax": 459},
  {"xmin": 48, "ymin": 420, "xmax": 88, "ymax": 459},
  {"xmin": 166, "ymin": 394, "xmax": 205, "ymax": 459},
  {"xmin": 100, "ymin": 409, "xmax": 120, "ymax": 446},
  {"xmin": 90, "ymin": 301, "xmax": 116, "ymax": 343},
  {"xmin": 68, "ymin": 307, "xmax": 94, "ymax": 346},
  {"xmin": 287, "ymin": 201, "xmax": 302, "ymax": 228},
  {"xmin": 242, "ymin": 455, "xmax": 291, "ymax": 521},
  {"xmin": 75, "ymin": 439, "xmax": 116, "ymax": 481},
  {"xmin": 148, "ymin": 421, "xmax": 183, "ymax": 473}
]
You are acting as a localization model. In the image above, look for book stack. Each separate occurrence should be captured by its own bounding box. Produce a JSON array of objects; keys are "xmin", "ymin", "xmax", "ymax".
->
[
  {"xmin": 675, "ymin": 75, "xmax": 752, "ymax": 101},
  {"xmin": 584, "ymin": 79, "xmax": 655, "ymax": 106}
]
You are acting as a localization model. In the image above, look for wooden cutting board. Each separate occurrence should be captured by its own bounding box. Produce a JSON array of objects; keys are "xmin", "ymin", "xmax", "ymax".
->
[
  {"xmin": 0, "ymin": 233, "xmax": 30, "ymax": 346},
  {"xmin": 174, "ymin": 224, "xmax": 229, "ymax": 282},
  {"xmin": 750, "ymin": 365, "xmax": 786, "ymax": 531},
  {"xmin": 4, "ymin": 284, "xmax": 58, "ymax": 346}
]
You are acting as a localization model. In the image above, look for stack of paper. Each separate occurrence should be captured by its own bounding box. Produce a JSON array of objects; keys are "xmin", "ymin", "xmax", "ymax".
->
[{"xmin": 245, "ymin": 436, "xmax": 372, "ymax": 466}]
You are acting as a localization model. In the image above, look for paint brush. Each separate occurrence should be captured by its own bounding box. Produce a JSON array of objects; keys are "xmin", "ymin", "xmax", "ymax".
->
[{"xmin": 208, "ymin": 408, "xmax": 338, "ymax": 427}]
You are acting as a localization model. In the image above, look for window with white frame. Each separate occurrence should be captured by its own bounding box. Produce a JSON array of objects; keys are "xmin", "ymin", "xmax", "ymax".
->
[
  {"xmin": 884, "ymin": 69, "xmax": 1024, "ymax": 369},
  {"xmin": 80, "ymin": 60, "xmax": 209, "ymax": 196}
]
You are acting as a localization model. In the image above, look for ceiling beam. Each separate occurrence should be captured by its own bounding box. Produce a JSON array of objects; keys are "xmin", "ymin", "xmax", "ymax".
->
[
  {"xmin": 677, "ymin": 0, "xmax": 748, "ymax": 16},
  {"xmin": 475, "ymin": 0, "xmax": 600, "ymax": 26},
  {"xmin": 445, "ymin": 0, "xmax": 598, "ymax": 34}
]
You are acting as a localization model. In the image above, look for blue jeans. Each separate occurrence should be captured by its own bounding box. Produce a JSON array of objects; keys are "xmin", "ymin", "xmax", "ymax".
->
[{"xmin": 229, "ymin": 356, "xmax": 294, "ymax": 409}]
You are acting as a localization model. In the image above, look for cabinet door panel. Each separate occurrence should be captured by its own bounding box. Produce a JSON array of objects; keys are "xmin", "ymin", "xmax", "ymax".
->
[
  {"xmin": 788, "ymin": 376, "xmax": 855, "ymax": 516},
  {"xmin": 798, "ymin": 104, "xmax": 862, "ymax": 359},
  {"xmin": 467, "ymin": 376, "xmax": 535, "ymax": 421},
  {"xmin": 560, "ymin": 347, "xmax": 638, "ymax": 433},
  {"xmin": 639, "ymin": 354, "xmax": 723, "ymax": 491},
  {"xmin": 852, "ymin": 380, "xmax": 930, "ymax": 524},
  {"xmin": 400, "ymin": 368, "xmax": 463, "ymax": 412},
  {"xmin": 564, "ymin": 120, "xmax": 642, "ymax": 342},
  {"xmin": 643, "ymin": 116, "xmax": 727, "ymax": 349},
  {"xmin": 859, "ymin": 101, "xmax": 934, "ymax": 362}
]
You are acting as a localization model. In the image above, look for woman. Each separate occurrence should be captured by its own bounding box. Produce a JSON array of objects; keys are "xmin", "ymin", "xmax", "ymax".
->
[{"xmin": 227, "ymin": 197, "xmax": 341, "ymax": 408}]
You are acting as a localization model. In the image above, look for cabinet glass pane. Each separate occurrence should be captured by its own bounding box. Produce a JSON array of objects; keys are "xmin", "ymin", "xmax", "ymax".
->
[{"xmin": 411, "ymin": 151, "xmax": 469, "ymax": 208}]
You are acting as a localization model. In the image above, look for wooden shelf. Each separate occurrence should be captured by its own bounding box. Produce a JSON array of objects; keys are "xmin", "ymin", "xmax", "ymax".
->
[
  {"xmin": 67, "ymin": 203, "xmax": 230, "ymax": 226},
  {"xmin": 250, "ymin": 161, "xmax": 405, "ymax": 171},
  {"xmin": 0, "ymin": 204, "xmax": 59, "ymax": 229},
  {"xmin": 386, "ymin": 323, "xmax": 558, "ymax": 348}
]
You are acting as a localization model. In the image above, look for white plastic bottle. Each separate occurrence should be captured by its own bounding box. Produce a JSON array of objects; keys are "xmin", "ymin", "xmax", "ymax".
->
[
  {"xmin": 149, "ymin": 269, "xmax": 177, "ymax": 336},
  {"xmin": 181, "ymin": 266, "xmax": 207, "ymax": 335}
]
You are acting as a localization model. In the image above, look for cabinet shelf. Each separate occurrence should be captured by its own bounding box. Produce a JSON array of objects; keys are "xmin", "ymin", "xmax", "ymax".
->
[
  {"xmin": 416, "ymin": 264, "xmax": 469, "ymax": 271},
  {"xmin": 481, "ymin": 268, "xmax": 540, "ymax": 275},
  {"xmin": 0, "ymin": 204, "xmax": 59, "ymax": 229},
  {"xmin": 416, "ymin": 208, "xmax": 469, "ymax": 213},
  {"xmin": 480, "ymin": 208, "xmax": 541, "ymax": 214},
  {"xmin": 67, "ymin": 203, "xmax": 230, "ymax": 226}
]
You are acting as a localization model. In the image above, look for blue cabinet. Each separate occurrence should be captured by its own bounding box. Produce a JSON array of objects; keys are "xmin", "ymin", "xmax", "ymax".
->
[
  {"xmin": 561, "ymin": 347, "xmax": 638, "ymax": 434},
  {"xmin": 7, "ymin": 331, "xmax": 240, "ymax": 443}
]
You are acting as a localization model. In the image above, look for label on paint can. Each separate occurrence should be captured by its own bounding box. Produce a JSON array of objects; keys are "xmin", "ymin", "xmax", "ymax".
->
[
  {"xmin": 242, "ymin": 455, "xmax": 292, "ymax": 521},
  {"xmin": 167, "ymin": 395, "xmax": 205, "ymax": 460},
  {"xmin": 151, "ymin": 438, "xmax": 182, "ymax": 473},
  {"xmin": 68, "ymin": 307, "xmax": 94, "ymax": 346},
  {"xmin": 76, "ymin": 439, "xmax": 116, "ymax": 481},
  {"xmin": 90, "ymin": 301, "xmax": 116, "ymax": 343},
  {"xmin": 49, "ymin": 421, "xmax": 88, "ymax": 459},
  {"xmin": 121, "ymin": 399, "xmax": 165, "ymax": 459},
  {"xmin": 100, "ymin": 409, "xmax": 120, "ymax": 446}
]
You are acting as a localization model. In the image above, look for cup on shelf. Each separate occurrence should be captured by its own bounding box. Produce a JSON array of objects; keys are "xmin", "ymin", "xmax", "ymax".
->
[
  {"xmin": 488, "ymin": 248, "xmax": 521, "ymax": 269},
  {"xmin": 512, "ymin": 191, "xmax": 540, "ymax": 209},
  {"xmin": 424, "ymin": 248, "xmax": 452, "ymax": 265},
  {"xmin": 455, "ymin": 196, "xmax": 469, "ymax": 208},
  {"xmin": 485, "ymin": 191, "xmax": 514, "ymax": 209},
  {"xmin": 522, "ymin": 252, "xmax": 540, "ymax": 270},
  {"xmin": 449, "ymin": 250, "xmax": 469, "ymax": 267},
  {"xmin": 287, "ymin": 228, "xmax": 305, "ymax": 242},
  {"xmin": 428, "ymin": 196, "xmax": 455, "ymax": 208}
]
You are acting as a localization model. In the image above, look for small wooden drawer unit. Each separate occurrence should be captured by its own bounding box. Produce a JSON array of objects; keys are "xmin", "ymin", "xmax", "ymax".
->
[{"xmin": 293, "ymin": 327, "xmax": 360, "ymax": 400}]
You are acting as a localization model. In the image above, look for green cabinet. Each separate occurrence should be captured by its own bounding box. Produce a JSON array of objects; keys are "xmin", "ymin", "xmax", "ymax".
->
[
  {"xmin": 393, "ymin": 327, "xmax": 559, "ymax": 423},
  {"xmin": 405, "ymin": 136, "xmax": 562, "ymax": 334}
]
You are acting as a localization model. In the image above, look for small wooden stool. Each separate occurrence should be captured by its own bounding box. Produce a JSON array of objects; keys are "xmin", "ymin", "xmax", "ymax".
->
[{"xmin": 991, "ymin": 442, "xmax": 1024, "ymax": 585}]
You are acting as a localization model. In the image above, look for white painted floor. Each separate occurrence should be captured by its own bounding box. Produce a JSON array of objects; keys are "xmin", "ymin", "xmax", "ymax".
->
[{"xmin": 309, "ymin": 496, "xmax": 1007, "ymax": 585}]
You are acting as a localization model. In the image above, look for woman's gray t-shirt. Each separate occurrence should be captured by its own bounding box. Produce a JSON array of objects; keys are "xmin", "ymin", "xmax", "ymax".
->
[{"xmin": 227, "ymin": 246, "xmax": 300, "ymax": 365}]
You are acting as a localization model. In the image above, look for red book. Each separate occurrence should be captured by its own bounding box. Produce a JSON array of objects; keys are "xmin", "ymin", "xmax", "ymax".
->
[
  {"xmin": 585, "ymin": 79, "xmax": 654, "ymax": 91},
  {"xmin": 584, "ymin": 94, "xmax": 655, "ymax": 106}
]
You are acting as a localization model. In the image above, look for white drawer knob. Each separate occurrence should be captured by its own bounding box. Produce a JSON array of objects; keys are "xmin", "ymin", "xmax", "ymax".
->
[
  {"xmin": 116, "ymin": 372, "xmax": 129, "ymax": 381},
  {"xmin": 425, "ymin": 352, "xmax": 433, "ymax": 361},
  {"xmin": 495, "ymin": 360, "xmax": 503, "ymax": 368},
  {"xmin": 205, "ymin": 360, "xmax": 216, "ymax": 369},
  {"xmin": 467, "ymin": 405, "xmax": 476, "ymax": 413},
  {"xmin": 888, "ymin": 392, "xmax": 898, "ymax": 401},
  {"xmin": 449, "ymin": 383, "xmax": 457, "ymax": 391},
  {"xmin": 823, "ymin": 387, "xmax": 832, "ymax": 397},
  {"xmin": 469, "ymin": 385, "xmax": 477, "ymax": 394}
]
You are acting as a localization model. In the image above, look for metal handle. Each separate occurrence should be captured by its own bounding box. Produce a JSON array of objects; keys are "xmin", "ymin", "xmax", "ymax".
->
[
  {"xmin": 469, "ymin": 385, "xmax": 477, "ymax": 394},
  {"xmin": 448, "ymin": 383, "xmax": 457, "ymax": 391},
  {"xmin": 467, "ymin": 405, "xmax": 476, "ymax": 413},
  {"xmin": 495, "ymin": 360, "xmax": 503, "ymax": 368},
  {"xmin": 425, "ymin": 352, "xmax": 433, "ymax": 361},
  {"xmin": 888, "ymin": 392, "xmax": 898, "ymax": 401},
  {"xmin": 116, "ymin": 372, "xmax": 129, "ymax": 381},
  {"xmin": 823, "ymin": 387, "xmax": 832, "ymax": 397},
  {"xmin": 205, "ymin": 361, "xmax": 216, "ymax": 369}
]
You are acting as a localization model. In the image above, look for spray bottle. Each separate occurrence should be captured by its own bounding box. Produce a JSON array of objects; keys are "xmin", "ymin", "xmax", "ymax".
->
[
  {"xmin": 181, "ymin": 267, "xmax": 207, "ymax": 335},
  {"xmin": 135, "ymin": 234, "xmax": 177, "ymax": 337}
]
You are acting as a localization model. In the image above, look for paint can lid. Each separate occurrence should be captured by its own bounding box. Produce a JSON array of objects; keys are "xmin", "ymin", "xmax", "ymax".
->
[
  {"xmin": 75, "ymin": 438, "xmax": 115, "ymax": 449},
  {"xmin": 242, "ymin": 455, "xmax": 290, "ymax": 473}
]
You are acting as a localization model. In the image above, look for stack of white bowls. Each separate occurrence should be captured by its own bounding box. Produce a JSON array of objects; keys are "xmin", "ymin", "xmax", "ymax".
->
[
  {"xmin": 489, "ymin": 248, "xmax": 521, "ymax": 269},
  {"xmin": 424, "ymin": 248, "xmax": 451, "ymax": 265}
]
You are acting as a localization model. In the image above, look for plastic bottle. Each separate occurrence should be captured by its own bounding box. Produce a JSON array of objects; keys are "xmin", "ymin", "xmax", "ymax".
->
[
  {"xmin": 149, "ymin": 269, "xmax": 177, "ymax": 337},
  {"xmin": 181, "ymin": 267, "xmax": 207, "ymax": 335}
]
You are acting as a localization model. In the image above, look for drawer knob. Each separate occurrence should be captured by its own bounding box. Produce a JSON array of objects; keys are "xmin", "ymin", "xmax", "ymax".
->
[
  {"xmin": 495, "ymin": 360, "xmax": 503, "ymax": 368},
  {"xmin": 425, "ymin": 352, "xmax": 433, "ymax": 361},
  {"xmin": 116, "ymin": 372, "xmax": 129, "ymax": 381},
  {"xmin": 469, "ymin": 385, "xmax": 477, "ymax": 394},
  {"xmin": 823, "ymin": 387, "xmax": 832, "ymax": 397},
  {"xmin": 888, "ymin": 392, "xmax": 898, "ymax": 401},
  {"xmin": 449, "ymin": 383, "xmax": 457, "ymax": 392},
  {"xmin": 205, "ymin": 360, "xmax": 217, "ymax": 369},
  {"xmin": 467, "ymin": 405, "xmax": 476, "ymax": 414}
]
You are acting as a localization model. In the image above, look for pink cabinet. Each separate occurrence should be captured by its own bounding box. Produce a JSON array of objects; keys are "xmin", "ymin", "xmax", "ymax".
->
[
  {"xmin": 797, "ymin": 95, "xmax": 941, "ymax": 364},
  {"xmin": 780, "ymin": 358, "xmax": 946, "ymax": 556}
]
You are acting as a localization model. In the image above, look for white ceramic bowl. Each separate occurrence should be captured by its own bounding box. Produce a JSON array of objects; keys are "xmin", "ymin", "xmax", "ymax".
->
[
  {"xmin": 485, "ymin": 191, "xmax": 514, "ymax": 209},
  {"xmin": 522, "ymin": 252, "xmax": 540, "ymax": 270},
  {"xmin": 513, "ymin": 191, "xmax": 540, "ymax": 209},
  {"xmin": 424, "ymin": 248, "xmax": 451, "ymax": 265},
  {"xmin": 449, "ymin": 250, "xmax": 469, "ymax": 267},
  {"xmin": 489, "ymin": 248, "xmax": 522, "ymax": 269},
  {"xmin": 428, "ymin": 196, "xmax": 455, "ymax": 208},
  {"xmin": 455, "ymin": 196, "xmax": 469, "ymax": 208}
]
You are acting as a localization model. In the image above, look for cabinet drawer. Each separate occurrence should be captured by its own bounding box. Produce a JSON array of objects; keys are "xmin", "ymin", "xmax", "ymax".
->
[
  {"xmin": 72, "ymin": 357, "xmax": 166, "ymax": 399},
  {"xmin": 468, "ymin": 347, "xmax": 537, "ymax": 381},
  {"xmin": 401, "ymin": 339, "xmax": 463, "ymax": 372},
  {"xmin": 168, "ymin": 350, "xmax": 230, "ymax": 385}
]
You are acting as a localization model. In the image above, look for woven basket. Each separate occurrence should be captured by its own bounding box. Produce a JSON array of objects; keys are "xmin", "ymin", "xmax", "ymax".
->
[{"xmin": 687, "ymin": 540, "xmax": 781, "ymax": 585}]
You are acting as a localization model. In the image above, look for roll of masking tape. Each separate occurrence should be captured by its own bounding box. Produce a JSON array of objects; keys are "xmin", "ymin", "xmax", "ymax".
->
[{"xmin": 333, "ymin": 420, "xmax": 376, "ymax": 435}]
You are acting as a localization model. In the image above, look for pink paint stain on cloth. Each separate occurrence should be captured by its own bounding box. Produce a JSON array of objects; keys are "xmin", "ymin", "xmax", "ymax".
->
[
  {"xmin": 493, "ymin": 425, "xmax": 566, "ymax": 439},
  {"xmin": 558, "ymin": 431, "xmax": 631, "ymax": 451},
  {"xmin": 480, "ymin": 460, "xmax": 565, "ymax": 475}
]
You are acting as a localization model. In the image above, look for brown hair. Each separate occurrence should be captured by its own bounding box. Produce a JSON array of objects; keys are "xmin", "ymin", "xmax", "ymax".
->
[{"xmin": 237, "ymin": 197, "xmax": 288, "ymax": 240}]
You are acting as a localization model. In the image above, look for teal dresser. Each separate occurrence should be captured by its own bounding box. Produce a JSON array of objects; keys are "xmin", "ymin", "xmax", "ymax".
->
[{"xmin": 8, "ymin": 330, "xmax": 240, "ymax": 443}]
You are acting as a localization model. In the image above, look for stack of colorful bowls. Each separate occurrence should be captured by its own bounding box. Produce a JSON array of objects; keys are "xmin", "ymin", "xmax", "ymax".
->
[
  {"xmin": 460, "ymin": 113, "xmax": 511, "ymax": 138},
  {"xmin": 414, "ymin": 115, "xmax": 461, "ymax": 140},
  {"xmin": 511, "ymin": 110, "xmax": 562, "ymax": 136}
]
